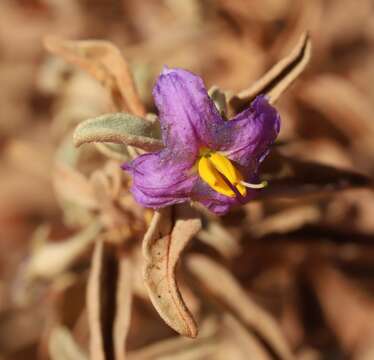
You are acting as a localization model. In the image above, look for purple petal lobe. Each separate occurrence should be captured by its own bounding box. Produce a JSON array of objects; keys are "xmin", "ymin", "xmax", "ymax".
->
[
  {"xmin": 153, "ymin": 67, "xmax": 223, "ymax": 152},
  {"xmin": 217, "ymin": 95, "xmax": 280, "ymax": 171},
  {"xmin": 123, "ymin": 149, "xmax": 198, "ymax": 208}
]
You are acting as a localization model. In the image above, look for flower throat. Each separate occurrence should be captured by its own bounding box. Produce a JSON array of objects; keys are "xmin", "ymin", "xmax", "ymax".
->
[{"xmin": 197, "ymin": 149, "xmax": 267, "ymax": 198}]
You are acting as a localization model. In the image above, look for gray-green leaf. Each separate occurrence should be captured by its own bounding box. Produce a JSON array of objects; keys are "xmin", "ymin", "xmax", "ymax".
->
[{"xmin": 73, "ymin": 113, "xmax": 163, "ymax": 152}]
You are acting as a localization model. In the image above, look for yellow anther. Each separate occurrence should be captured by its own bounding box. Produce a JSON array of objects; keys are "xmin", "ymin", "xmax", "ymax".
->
[{"xmin": 198, "ymin": 152, "xmax": 247, "ymax": 197}]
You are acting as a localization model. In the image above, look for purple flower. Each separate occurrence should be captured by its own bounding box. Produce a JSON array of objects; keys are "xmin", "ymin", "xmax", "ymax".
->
[{"xmin": 122, "ymin": 67, "xmax": 280, "ymax": 215}]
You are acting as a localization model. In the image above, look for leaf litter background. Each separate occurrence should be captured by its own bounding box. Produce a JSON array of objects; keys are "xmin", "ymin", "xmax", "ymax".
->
[{"xmin": 1, "ymin": 0, "xmax": 374, "ymax": 359}]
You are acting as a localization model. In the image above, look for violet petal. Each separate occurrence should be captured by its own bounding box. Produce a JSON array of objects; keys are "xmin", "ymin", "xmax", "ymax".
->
[{"xmin": 153, "ymin": 67, "xmax": 223, "ymax": 151}]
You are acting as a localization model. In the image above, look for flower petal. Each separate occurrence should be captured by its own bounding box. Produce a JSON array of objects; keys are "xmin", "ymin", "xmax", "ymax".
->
[
  {"xmin": 217, "ymin": 95, "xmax": 280, "ymax": 171},
  {"xmin": 123, "ymin": 149, "xmax": 198, "ymax": 208},
  {"xmin": 191, "ymin": 179, "xmax": 256, "ymax": 215},
  {"xmin": 153, "ymin": 67, "xmax": 223, "ymax": 152}
]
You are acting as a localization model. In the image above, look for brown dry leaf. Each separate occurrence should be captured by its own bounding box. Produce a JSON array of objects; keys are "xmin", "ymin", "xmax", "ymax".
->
[
  {"xmin": 280, "ymin": 139, "xmax": 354, "ymax": 170},
  {"xmin": 0, "ymin": 306, "xmax": 45, "ymax": 356},
  {"xmin": 45, "ymin": 67, "xmax": 110, "ymax": 139},
  {"xmin": 229, "ymin": 32, "xmax": 311, "ymax": 114},
  {"xmin": 259, "ymin": 154, "xmax": 371, "ymax": 200},
  {"xmin": 322, "ymin": 0, "xmax": 372, "ymax": 48},
  {"xmin": 53, "ymin": 162, "xmax": 98, "ymax": 210},
  {"xmin": 87, "ymin": 239, "xmax": 129, "ymax": 360},
  {"xmin": 113, "ymin": 256, "xmax": 133, "ymax": 360},
  {"xmin": 216, "ymin": 0, "xmax": 292, "ymax": 23},
  {"xmin": 89, "ymin": 167, "xmax": 135, "ymax": 234},
  {"xmin": 49, "ymin": 326, "xmax": 87, "ymax": 360},
  {"xmin": 25, "ymin": 222, "xmax": 101, "ymax": 281},
  {"xmin": 5, "ymin": 139, "xmax": 54, "ymax": 182},
  {"xmin": 127, "ymin": 317, "xmax": 218, "ymax": 360},
  {"xmin": 310, "ymin": 265, "xmax": 374, "ymax": 358},
  {"xmin": 223, "ymin": 313, "xmax": 271, "ymax": 360},
  {"xmin": 296, "ymin": 348, "xmax": 321, "ymax": 360},
  {"xmin": 143, "ymin": 206, "xmax": 202, "ymax": 338},
  {"xmin": 90, "ymin": 167, "xmax": 118, "ymax": 205},
  {"xmin": 197, "ymin": 221, "xmax": 241, "ymax": 259},
  {"xmin": 297, "ymin": 75, "xmax": 374, "ymax": 139},
  {"xmin": 87, "ymin": 240, "xmax": 106, "ymax": 360},
  {"xmin": 0, "ymin": 165, "xmax": 57, "ymax": 217},
  {"xmin": 250, "ymin": 205, "xmax": 321, "ymax": 238},
  {"xmin": 44, "ymin": 36, "xmax": 146, "ymax": 116},
  {"xmin": 297, "ymin": 75, "xmax": 374, "ymax": 171},
  {"xmin": 187, "ymin": 255, "xmax": 294, "ymax": 360}
]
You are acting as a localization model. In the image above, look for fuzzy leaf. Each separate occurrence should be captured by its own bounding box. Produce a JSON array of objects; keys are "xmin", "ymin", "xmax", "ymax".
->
[
  {"xmin": 73, "ymin": 113, "xmax": 163, "ymax": 152},
  {"xmin": 229, "ymin": 32, "xmax": 311, "ymax": 114},
  {"xmin": 143, "ymin": 206, "xmax": 201, "ymax": 338}
]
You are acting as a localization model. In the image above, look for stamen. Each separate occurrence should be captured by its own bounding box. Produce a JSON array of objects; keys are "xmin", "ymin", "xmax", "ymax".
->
[
  {"xmin": 197, "ymin": 152, "xmax": 247, "ymax": 197},
  {"xmin": 240, "ymin": 180, "xmax": 268, "ymax": 189},
  {"xmin": 219, "ymin": 171, "xmax": 247, "ymax": 204}
]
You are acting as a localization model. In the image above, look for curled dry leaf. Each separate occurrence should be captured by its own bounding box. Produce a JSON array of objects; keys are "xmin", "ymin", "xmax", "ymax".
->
[
  {"xmin": 43, "ymin": 36, "xmax": 146, "ymax": 116},
  {"xmin": 142, "ymin": 206, "xmax": 202, "ymax": 338},
  {"xmin": 187, "ymin": 255, "xmax": 294, "ymax": 360},
  {"xmin": 73, "ymin": 113, "xmax": 163, "ymax": 152},
  {"xmin": 229, "ymin": 32, "xmax": 311, "ymax": 114},
  {"xmin": 49, "ymin": 326, "xmax": 87, "ymax": 360},
  {"xmin": 25, "ymin": 222, "xmax": 101, "ymax": 280}
]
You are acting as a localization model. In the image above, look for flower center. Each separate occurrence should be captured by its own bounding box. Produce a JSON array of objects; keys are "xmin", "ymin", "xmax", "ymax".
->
[{"xmin": 197, "ymin": 149, "xmax": 267, "ymax": 198}]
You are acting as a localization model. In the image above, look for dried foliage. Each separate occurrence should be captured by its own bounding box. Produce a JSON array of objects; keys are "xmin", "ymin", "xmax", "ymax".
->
[{"xmin": 1, "ymin": 1, "xmax": 374, "ymax": 359}]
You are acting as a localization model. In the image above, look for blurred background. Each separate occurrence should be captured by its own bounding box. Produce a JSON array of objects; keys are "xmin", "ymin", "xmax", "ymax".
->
[{"xmin": 1, "ymin": 0, "xmax": 374, "ymax": 359}]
